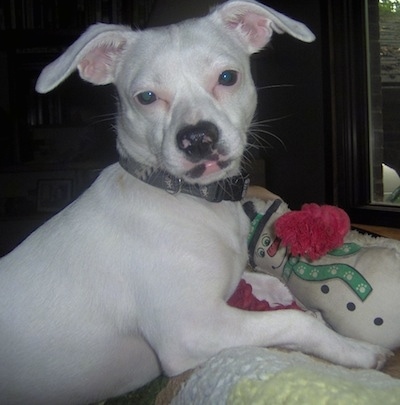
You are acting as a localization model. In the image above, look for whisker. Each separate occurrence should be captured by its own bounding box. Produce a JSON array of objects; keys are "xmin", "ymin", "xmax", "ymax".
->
[
  {"xmin": 252, "ymin": 114, "xmax": 293, "ymax": 124},
  {"xmin": 89, "ymin": 112, "xmax": 118, "ymax": 126},
  {"xmin": 250, "ymin": 129, "xmax": 286, "ymax": 150},
  {"xmin": 247, "ymin": 118, "xmax": 288, "ymax": 152},
  {"xmin": 216, "ymin": 170, "xmax": 249, "ymax": 200},
  {"xmin": 241, "ymin": 153, "xmax": 257, "ymax": 172},
  {"xmin": 256, "ymin": 83, "xmax": 295, "ymax": 92}
]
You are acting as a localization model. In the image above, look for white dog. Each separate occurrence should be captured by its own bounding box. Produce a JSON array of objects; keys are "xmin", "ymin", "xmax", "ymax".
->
[{"xmin": 0, "ymin": 1, "xmax": 391, "ymax": 404}]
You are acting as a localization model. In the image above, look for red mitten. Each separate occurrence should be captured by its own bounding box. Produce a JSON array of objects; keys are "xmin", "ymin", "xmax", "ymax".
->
[
  {"xmin": 275, "ymin": 203, "xmax": 350, "ymax": 260},
  {"xmin": 227, "ymin": 279, "xmax": 301, "ymax": 311}
]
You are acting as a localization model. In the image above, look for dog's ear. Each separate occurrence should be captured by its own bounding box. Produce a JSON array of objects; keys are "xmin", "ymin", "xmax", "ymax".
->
[
  {"xmin": 211, "ymin": 0, "xmax": 315, "ymax": 54},
  {"xmin": 36, "ymin": 24, "xmax": 134, "ymax": 93}
]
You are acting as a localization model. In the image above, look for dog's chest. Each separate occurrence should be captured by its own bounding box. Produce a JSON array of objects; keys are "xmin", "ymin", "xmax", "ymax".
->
[
  {"xmin": 176, "ymin": 196, "xmax": 250, "ymax": 276},
  {"xmin": 141, "ymin": 195, "xmax": 250, "ymax": 299},
  {"xmin": 172, "ymin": 194, "xmax": 249, "ymax": 249},
  {"xmin": 210, "ymin": 201, "xmax": 249, "ymax": 249},
  {"xmin": 117, "ymin": 169, "xmax": 250, "ymax": 249}
]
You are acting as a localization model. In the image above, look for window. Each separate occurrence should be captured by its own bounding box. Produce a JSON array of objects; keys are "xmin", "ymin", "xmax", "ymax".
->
[
  {"xmin": 325, "ymin": 0, "xmax": 400, "ymax": 227},
  {"xmin": 370, "ymin": 1, "xmax": 400, "ymax": 204}
]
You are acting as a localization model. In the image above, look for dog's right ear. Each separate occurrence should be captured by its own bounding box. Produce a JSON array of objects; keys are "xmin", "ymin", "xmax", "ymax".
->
[
  {"xmin": 211, "ymin": 0, "xmax": 315, "ymax": 54},
  {"xmin": 36, "ymin": 24, "xmax": 134, "ymax": 93}
]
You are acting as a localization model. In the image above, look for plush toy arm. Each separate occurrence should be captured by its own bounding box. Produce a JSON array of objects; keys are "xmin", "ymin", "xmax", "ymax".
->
[{"xmin": 275, "ymin": 203, "xmax": 350, "ymax": 260}]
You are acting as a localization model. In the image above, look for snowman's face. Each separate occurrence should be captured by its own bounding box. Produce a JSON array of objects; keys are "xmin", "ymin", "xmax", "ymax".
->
[{"xmin": 252, "ymin": 213, "xmax": 288, "ymax": 276}]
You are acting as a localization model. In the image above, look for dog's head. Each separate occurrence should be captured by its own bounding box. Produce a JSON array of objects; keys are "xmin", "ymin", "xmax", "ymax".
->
[{"xmin": 36, "ymin": 0, "xmax": 314, "ymax": 185}]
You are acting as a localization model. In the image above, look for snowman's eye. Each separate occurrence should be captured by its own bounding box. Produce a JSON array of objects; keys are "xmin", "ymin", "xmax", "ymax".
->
[
  {"xmin": 256, "ymin": 247, "xmax": 265, "ymax": 258},
  {"xmin": 261, "ymin": 235, "xmax": 271, "ymax": 247}
]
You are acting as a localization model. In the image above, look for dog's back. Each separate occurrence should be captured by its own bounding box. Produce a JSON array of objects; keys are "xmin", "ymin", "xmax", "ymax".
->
[{"xmin": 0, "ymin": 166, "xmax": 160, "ymax": 403}]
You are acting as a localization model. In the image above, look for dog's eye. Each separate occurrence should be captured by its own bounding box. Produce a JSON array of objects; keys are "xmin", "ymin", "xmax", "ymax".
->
[
  {"xmin": 137, "ymin": 91, "xmax": 157, "ymax": 105},
  {"xmin": 218, "ymin": 70, "xmax": 238, "ymax": 86}
]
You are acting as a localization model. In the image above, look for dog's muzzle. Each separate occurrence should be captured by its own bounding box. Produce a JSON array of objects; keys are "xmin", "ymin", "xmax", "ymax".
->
[
  {"xmin": 177, "ymin": 121, "xmax": 220, "ymax": 162},
  {"xmin": 177, "ymin": 121, "xmax": 233, "ymax": 179}
]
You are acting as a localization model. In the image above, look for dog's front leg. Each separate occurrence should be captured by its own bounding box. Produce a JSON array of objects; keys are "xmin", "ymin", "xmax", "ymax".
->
[{"xmin": 155, "ymin": 302, "xmax": 391, "ymax": 376}]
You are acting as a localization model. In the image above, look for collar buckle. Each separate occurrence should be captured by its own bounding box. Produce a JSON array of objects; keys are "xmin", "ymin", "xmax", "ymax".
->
[{"xmin": 163, "ymin": 173, "xmax": 183, "ymax": 195}]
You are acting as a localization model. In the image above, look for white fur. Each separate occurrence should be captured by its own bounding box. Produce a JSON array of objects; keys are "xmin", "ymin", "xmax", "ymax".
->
[{"xmin": 0, "ymin": 1, "xmax": 390, "ymax": 404}]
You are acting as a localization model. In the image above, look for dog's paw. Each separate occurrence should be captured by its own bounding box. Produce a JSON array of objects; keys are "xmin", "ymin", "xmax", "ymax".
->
[
  {"xmin": 337, "ymin": 337, "xmax": 393, "ymax": 370},
  {"xmin": 242, "ymin": 272, "xmax": 294, "ymax": 307}
]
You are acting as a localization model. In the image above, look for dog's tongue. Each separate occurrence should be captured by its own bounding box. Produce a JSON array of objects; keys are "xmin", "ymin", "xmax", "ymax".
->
[{"xmin": 203, "ymin": 160, "xmax": 221, "ymax": 175}]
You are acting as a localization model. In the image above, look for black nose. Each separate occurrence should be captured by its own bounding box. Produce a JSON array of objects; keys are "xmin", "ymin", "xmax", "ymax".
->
[{"xmin": 177, "ymin": 121, "xmax": 219, "ymax": 161}]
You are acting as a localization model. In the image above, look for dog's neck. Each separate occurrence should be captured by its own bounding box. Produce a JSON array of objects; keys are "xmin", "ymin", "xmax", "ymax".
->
[{"xmin": 119, "ymin": 156, "xmax": 250, "ymax": 203}]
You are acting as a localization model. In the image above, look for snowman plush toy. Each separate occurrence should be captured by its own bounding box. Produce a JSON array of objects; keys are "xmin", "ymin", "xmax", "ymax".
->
[{"xmin": 243, "ymin": 194, "xmax": 400, "ymax": 350}]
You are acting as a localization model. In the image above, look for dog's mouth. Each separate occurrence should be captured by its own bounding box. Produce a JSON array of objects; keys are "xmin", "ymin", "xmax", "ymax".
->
[{"xmin": 185, "ymin": 156, "xmax": 232, "ymax": 180}]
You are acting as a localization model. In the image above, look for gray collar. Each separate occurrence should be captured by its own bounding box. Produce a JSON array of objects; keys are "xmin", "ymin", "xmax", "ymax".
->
[{"xmin": 119, "ymin": 156, "xmax": 250, "ymax": 203}]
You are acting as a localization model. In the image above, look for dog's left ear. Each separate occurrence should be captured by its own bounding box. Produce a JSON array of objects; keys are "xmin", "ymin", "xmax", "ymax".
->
[{"xmin": 211, "ymin": 0, "xmax": 315, "ymax": 54}]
